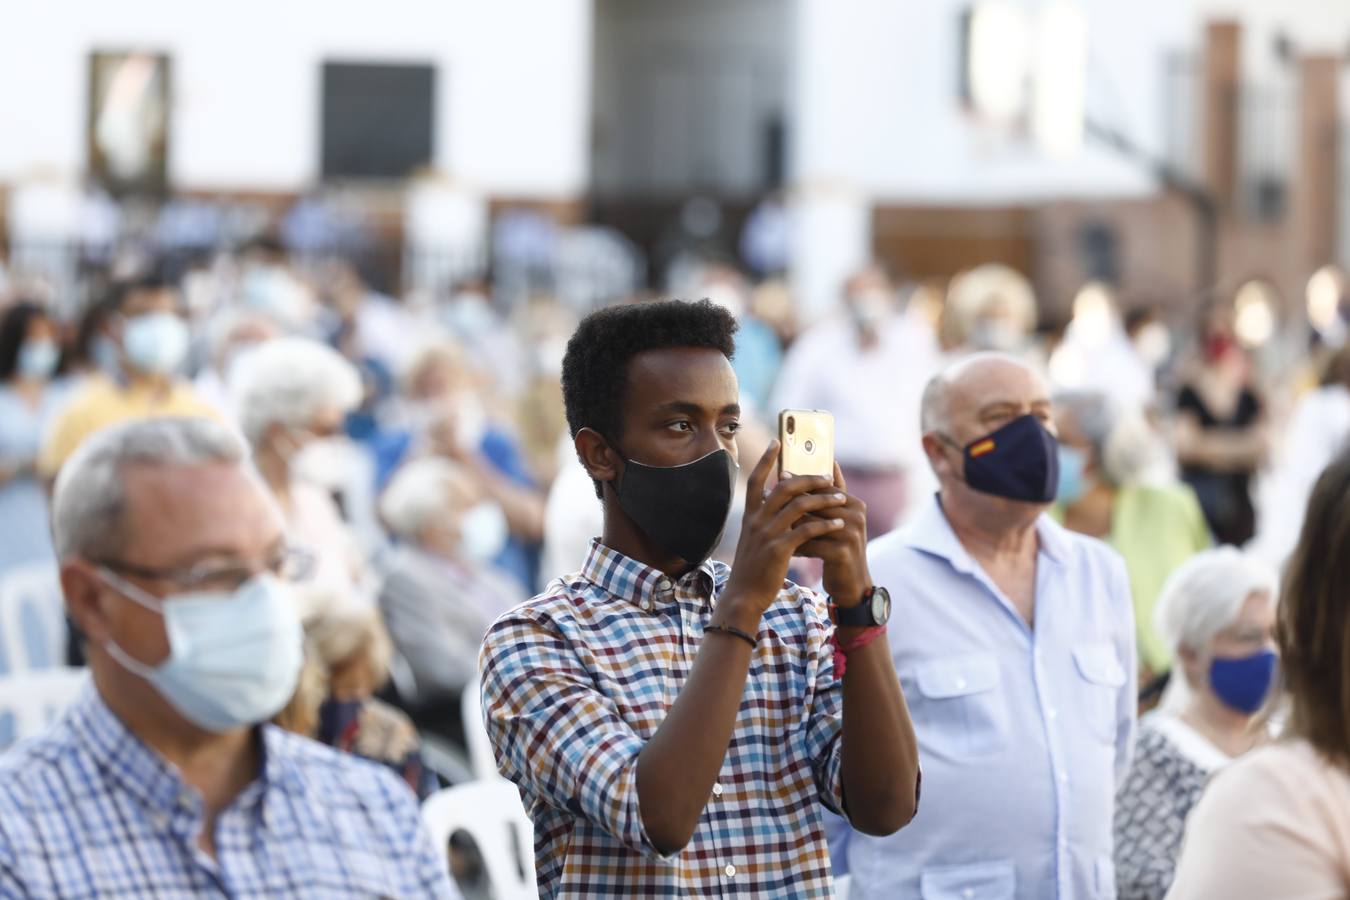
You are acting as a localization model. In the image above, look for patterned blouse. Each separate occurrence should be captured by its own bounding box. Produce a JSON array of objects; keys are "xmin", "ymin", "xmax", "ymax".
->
[{"xmin": 1113, "ymin": 714, "xmax": 1232, "ymax": 900}]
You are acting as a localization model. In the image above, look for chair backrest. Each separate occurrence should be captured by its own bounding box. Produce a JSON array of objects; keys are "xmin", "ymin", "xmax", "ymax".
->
[
  {"xmin": 462, "ymin": 675, "xmax": 498, "ymax": 781},
  {"xmin": 0, "ymin": 667, "xmax": 88, "ymax": 749},
  {"xmin": 0, "ymin": 562, "xmax": 65, "ymax": 674},
  {"xmin": 422, "ymin": 779, "xmax": 537, "ymax": 900}
]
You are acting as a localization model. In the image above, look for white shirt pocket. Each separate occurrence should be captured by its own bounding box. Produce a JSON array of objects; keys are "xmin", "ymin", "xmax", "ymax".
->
[
  {"xmin": 920, "ymin": 860, "xmax": 1016, "ymax": 900},
  {"xmin": 909, "ymin": 654, "xmax": 1008, "ymax": 758},
  {"xmin": 1072, "ymin": 643, "xmax": 1126, "ymax": 744}
]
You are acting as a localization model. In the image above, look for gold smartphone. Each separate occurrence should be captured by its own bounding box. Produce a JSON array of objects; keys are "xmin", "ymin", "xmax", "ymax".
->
[{"xmin": 778, "ymin": 409, "xmax": 835, "ymax": 478}]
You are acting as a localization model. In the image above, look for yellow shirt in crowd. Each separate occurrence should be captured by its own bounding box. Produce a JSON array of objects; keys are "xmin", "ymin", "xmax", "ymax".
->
[{"xmin": 38, "ymin": 374, "xmax": 219, "ymax": 479}]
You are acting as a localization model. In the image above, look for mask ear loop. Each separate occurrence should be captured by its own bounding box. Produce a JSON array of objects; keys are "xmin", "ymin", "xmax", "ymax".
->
[
  {"xmin": 94, "ymin": 567, "xmax": 171, "ymax": 678},
  {"xmin": 95, "ymin": 567, "xmax": 167, "ymax": 616}
]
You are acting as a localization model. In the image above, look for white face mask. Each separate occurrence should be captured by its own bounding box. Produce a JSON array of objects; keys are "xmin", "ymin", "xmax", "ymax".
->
[
  {"xmin": 289, "ymin": 435, "xmax": 358, "ymax": 491},
  {"xmin": 459, "ymin": 502, "xmax": 510, "ymax": 563},
  {"xmin": 452, "ymin": 393, "xmax": 488, "ymax": 453},
  {"xmin": 17, "ymin": 339, "xmax": 60, "ymax": 381},
  {"xmin": 98, "ymin": 569, "xmax": 304, "ymax": 732},
  {"xmin": 1134, "ymin": 322, "xmax": 1173, "ymax": 369},
  {"xmin": 122, "ymin": 312, "xmax": 190, "ymax": 375}
]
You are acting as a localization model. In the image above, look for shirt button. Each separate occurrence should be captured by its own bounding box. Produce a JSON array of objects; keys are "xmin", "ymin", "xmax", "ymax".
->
[
  {"xmin": 954, "ymin": 677, "xmax": 968, "ymax": 691},
  {"xmin": 657, "ymin": 578, "xmax": 672, "ymax": 592},
  {"xmin": 1059, "ymin": 772, "xmax": 1069, "ymax": 784},
  {"xmin": 712, "ymin": 783, "xmax": 723, "ymax": 797},
  {"xmin": 725, "ymin": 864, "xmax": 736, "ymax": 877},
  {"xmin": 1046, "ymin": 708, "xmax": 1058, "ymax": 720},
  {"xmin": 963, "ymin": 890, "xmax": 975, "ymax": 900},
  {"xmin": 640, "ymin": 599, "xmax": 653, "ymax": 612}
]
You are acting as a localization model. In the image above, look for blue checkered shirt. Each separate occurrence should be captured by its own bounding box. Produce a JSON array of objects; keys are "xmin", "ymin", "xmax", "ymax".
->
[
  {"xmin": 0, "ymin": 686, "xmax": 458, "ymax": 898},
  {"xmin": 480, "ymin": 540, "xmax": 850, "ymax": 898}
]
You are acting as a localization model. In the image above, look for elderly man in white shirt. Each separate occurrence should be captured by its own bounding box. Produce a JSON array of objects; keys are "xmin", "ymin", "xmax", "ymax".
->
[
  {"xmin": 773, "ymin": 266, "xmax": 940, "ymax": 538},
  {"xmin": 842, "ymin": 353, "xmax": 1137, "ymax": 900}
]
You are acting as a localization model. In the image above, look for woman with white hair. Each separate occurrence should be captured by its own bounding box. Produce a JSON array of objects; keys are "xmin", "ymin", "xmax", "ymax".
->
[
  {"xmin": 1054, "ymin": 389, "xmax": 1211, "ymax": 682},
  {"xmin": 231, "ymin": 337, "xmax": 370, "ymax": 619},
  {"xmin": 377, "ymin": 457, "xmax": 523, "ymax": 742},
  {"xmin": 1112, "ymin": 547, "xmax": 1279, "ymax": 900}
]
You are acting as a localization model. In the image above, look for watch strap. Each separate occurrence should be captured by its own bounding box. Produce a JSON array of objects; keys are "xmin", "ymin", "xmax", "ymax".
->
[{"xmin": 831, "ymin": 587, "xmax": 880, "ymax": 627}]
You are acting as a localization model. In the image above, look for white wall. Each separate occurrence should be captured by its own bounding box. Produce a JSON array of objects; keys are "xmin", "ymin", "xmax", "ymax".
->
[
  {"xmin": 791, "ymin": 0, "xmax": 1193, "ymax": 204},
  {"xmin": 0, "ymin": 0, "xmax": 591, "ymax": 196}
]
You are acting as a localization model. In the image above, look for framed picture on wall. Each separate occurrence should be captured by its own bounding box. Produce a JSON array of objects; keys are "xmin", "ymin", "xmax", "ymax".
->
[{"xmin": 87, "ymin": 50, "xmax": 171, "ymax": 196}]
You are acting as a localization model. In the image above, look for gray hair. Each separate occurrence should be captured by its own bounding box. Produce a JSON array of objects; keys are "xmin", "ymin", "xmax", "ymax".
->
[
  {"xmin": 1154, "ymin": 547, "xmax": 1278, "ymax": 657},
  {"xmin": 379, "ymin": 457, "xmax": 466, "ymax": 540},
  {"xmin": 51, "ymin": 417, "xmax": 249, "ymax": 559},
  {"xmin": 920, "ymin": 372, "xmax": 950, "ymax": 436},
  {"xmin": 231, "ymin": 337, "xmax": 363, "ymax": 446},
  {"xmin": 1054, "ymin": 389, "xmax": 1174, "ymax": 486},
  {"xmin": 1053, "ymin": 390, "xmax": 1115, "ymax": 457}
]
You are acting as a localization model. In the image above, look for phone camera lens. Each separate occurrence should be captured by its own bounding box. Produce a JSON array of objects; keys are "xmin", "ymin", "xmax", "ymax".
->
[{"xmin": 786, "ymin": 416, "xmax": 795, "ymax": 435}]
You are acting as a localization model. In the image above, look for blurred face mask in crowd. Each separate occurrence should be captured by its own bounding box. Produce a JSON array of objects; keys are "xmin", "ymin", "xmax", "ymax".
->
[
  {"xmin": 848, "ymin": 289, "xmax": 894, "ymax": 334},
  {"xmin": 1056, "ymin": 444, "xmax": 1089, "ymax": 505},
  {"xmin": 443, "ymin": 292, "xmax": 496, "ymax": 341},
  {"xmin": 1133, "ymin": 321, "xmax": 1172, "ymax": 369},
  {"xmin": 288, "ymin": 433, "xmax": 357, "ymax": 490},
  {"xmin": 1209, "ymin": 649, "xmax": 1278, "ymax": 715},
  {"xmin": 317, "ymin": 696, "xmax": 363, "ymax": 745},
  {"xmin": 941, "ymin": 414, "xmax": 1061, "ymax": 504},
  {"xmin": 459, "ymin": 501, "xmax": 510, "ymax": 563},
  {"xmin": 17, "ymin": 339, "xmax": 60, "ymax": 381},
  {"xmin": 242, "ymin": 266, "xmax": 313, "ymax": 329},
  {"xmin": 122, "ymin": 312, "xmax": 190, "ymax": 375},
  {"xmin": 97, "ymin": 569, "xmax": 304, "ymax": 732}
]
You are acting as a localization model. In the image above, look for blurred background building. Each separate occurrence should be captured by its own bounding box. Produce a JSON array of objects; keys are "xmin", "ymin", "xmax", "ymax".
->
[{"xmin": 2, "ymin": 0, "xmax": 1346, "ymax": 322}]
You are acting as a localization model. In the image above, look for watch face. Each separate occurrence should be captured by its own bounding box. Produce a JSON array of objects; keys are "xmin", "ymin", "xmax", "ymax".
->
[{"xmin": 871, "ymin": 587, "xmax": 892, "ymax": 625}]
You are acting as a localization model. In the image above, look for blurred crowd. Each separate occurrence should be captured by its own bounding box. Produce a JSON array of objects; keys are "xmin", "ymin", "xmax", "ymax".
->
[{"xmin": 2, "ymin": 192, "xmax": 1349, "ymax": 897}]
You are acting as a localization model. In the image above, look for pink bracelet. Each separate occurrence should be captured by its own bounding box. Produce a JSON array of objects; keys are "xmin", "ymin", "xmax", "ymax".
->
[{"xmin": 829, "ymin": 625, "xmax": 888, "ymax": 678}]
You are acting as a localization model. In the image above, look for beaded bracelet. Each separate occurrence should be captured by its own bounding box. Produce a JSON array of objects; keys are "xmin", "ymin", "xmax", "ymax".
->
[{"xmin": 704, "ymin": 623, "xmax": 758, "ymax": 649}]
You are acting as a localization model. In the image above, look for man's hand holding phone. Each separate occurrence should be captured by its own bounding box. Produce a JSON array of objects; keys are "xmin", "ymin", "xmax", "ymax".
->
[{"xmin": 715, "ymin": 442, "xmax": 847, "ymax": 633}]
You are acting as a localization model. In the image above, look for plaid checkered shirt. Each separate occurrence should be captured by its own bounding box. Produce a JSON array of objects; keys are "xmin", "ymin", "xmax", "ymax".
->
[
  {"xmin": 480, "ymin": 539, "xmax": 850, "ymax": 898},
  {"xmin": 0, "ymin": 685, "xmax": 458, "ymax": 898}
]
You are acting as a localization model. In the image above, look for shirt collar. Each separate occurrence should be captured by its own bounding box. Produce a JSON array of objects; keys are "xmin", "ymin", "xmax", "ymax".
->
[
  {"xmin": 69, "ymin": 684, "xmax": 304, "ymax": 822},
  {"xmin": 904, "ymin": 493, "xmax": 1069, "ymax": 570},
  {"xmin": 580, "ymin": 538, "xmax": 726, "ymax": 609}
]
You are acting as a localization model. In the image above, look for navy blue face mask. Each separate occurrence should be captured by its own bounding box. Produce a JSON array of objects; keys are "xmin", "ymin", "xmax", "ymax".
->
[
  {"xmin": 943, "ymin": 414, "xmax": 1060, "ymax": 504},
  {"xmin": 1210, "ymin": 649, "xmax": 1278, "ymax": 715}
]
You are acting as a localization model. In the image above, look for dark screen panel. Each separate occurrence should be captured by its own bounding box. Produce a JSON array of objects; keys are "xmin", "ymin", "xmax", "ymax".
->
[{"xmin": 321, "ymin": 62, "xmax": 435, "ymax": 179}]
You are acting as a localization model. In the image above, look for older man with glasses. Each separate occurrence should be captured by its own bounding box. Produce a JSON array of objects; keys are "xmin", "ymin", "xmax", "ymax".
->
[{"xmin": 0, "ymin": 417, "xmax": 457, "ymax": 898}]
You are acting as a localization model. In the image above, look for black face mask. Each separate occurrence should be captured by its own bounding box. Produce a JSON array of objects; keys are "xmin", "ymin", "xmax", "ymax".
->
[
  {"xmin": 613, "ymin": 448, "xmax": 738, "ymax": 565},
  {"xmin": 945, "ymin": 414, "xmax": 1060, "ymax": 504}
]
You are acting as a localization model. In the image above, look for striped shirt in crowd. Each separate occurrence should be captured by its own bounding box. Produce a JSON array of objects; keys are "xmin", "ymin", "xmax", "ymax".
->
[
  {"xmin": 480, "ymin": 539, "xmax": 876, "ymax": 898},
  {"xmin": 0, "ymin": 685, "xmax": 458, "ymax": 898}
]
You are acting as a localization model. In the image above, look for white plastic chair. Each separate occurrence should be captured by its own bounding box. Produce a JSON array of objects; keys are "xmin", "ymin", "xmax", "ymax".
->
[
  {"xmin": 0, "ymin": 666, "xmax": 88, "ymax": 749},
  {"xmin": 463, "ymin": 675, "xmax": 498, "ymax": 781},
  {"xmin": 422, "ymin": 779, "xmax": 537, "ymax": 900},
  {"xmin": 0, "ymin": 562, "xmax": 66, "ymax": 673}
]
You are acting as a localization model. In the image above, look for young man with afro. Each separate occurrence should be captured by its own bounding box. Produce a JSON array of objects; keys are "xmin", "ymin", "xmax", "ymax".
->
[{"xmin": 480, "ymin": 299, "xmax": 920, "ymax": 897}]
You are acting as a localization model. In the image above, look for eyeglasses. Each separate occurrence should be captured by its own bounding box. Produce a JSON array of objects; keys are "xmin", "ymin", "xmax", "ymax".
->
[{"xmin": 96, "ymin": 545, "xmax": 316, "ymax": 593}]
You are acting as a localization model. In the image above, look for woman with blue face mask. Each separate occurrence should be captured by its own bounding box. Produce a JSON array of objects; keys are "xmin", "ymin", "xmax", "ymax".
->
[
  {"xmin": 1113, "ymin": 547, "xmax": 1279, "ymax": 900},
  {"xmin": 0, "ymin": 302, "xmax": 71, "ymax": 577}
]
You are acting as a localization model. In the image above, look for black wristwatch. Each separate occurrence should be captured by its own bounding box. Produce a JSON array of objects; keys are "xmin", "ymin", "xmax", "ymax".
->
[{"xmin": 831, "ymin": 586, "xmax": 891, "ymax": 627}]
